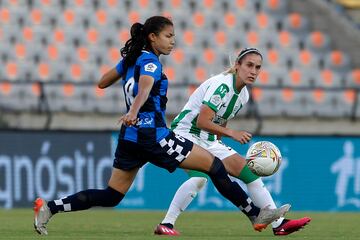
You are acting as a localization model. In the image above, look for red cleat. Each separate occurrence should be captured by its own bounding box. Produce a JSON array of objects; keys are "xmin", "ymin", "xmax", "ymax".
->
[
  {"xmin": 154, "ymin": 224, "xmax": 180, "ymax": 236},
  {"xmin": 273, "ymin": 217, "xmax": 311, "ymax": 236}
]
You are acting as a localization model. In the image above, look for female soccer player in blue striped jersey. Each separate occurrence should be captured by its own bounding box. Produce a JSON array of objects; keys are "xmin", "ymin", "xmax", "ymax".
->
[
  {"xmin": 155, "ymin": 48, "xmax": 311, "ymax": 236},
  {"xmin": 33, "ymin": 16, "xmax": 289, "ymax": 236}
]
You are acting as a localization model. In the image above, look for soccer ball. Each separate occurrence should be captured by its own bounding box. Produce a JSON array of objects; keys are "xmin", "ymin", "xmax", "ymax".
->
[{"xmin": 245, "ymin": 141, "xmax": 282, "ymax": 177}]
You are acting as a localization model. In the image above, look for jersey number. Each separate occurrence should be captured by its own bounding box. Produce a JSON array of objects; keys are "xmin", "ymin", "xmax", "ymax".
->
[{"xmin": 124, "ymin": 77, "xmax": 135, "ymax": 106}]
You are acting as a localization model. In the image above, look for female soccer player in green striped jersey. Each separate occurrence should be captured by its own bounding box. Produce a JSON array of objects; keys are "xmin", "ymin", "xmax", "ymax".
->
[{"xmin": 155, "ymin": 48, "xmax": 311, "ymax": 236}]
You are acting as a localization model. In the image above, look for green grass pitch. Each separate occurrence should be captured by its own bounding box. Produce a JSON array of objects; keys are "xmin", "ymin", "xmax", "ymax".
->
[{"xmin": 0, "ymin": 209, "xmax": 359, "ymax": 239}]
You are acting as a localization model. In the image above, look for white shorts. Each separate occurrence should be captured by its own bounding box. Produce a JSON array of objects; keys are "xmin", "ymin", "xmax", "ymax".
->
[{"xmin": 176, "ymin": 131, "xmax": 237, "ymax": 160}]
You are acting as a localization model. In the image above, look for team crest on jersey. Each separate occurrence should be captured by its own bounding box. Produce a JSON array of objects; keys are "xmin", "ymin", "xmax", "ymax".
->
[
  {"xmin": 144, "ymin": 63, "xmax": 157, "ymax": 73},
  {"xmin": 210, "ymin": 94, "xmax": 222, "ymax": 106}
]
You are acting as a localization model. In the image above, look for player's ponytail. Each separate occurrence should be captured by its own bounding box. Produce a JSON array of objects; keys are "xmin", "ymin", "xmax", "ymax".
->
[
  {"xmin": 120, "ymin": 23, "xmax": 146, "ymax": 70},
  {"xmin": 121, "ymin": 16, "xmax": 173, "ymax": 70}
]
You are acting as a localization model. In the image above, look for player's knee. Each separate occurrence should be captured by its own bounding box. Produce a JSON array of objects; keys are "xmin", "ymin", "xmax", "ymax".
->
[{"xmin": 208, "ymin": 157, "xmax": 224, "ymax": 175}]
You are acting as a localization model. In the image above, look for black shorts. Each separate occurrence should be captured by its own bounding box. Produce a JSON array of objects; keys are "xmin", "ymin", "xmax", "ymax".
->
[{"xmin": 113, "ymin": 131, "xmax": 194, "ymax": 173}]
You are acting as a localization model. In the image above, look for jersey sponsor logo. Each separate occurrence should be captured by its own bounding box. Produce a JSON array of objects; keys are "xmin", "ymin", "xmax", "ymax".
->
[
  {"xmin": 209, "ymin": 94, "xmax": 222, "ymax": 106},
  {"xmin": 136, "ymin": 117, "xmax": 154, "ymax": 126},
  {"xmin": 144, "ymin": 63, "xmax": 157, "ymax": 73}
]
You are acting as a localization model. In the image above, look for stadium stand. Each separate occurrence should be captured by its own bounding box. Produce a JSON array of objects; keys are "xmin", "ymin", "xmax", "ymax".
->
[{"xmin": 1, "ymin": 0, "xmax": 360, "ymax": 131}]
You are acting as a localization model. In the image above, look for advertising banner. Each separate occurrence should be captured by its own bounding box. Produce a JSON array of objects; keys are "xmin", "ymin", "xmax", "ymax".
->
[
  {"xmin": 0, "ymin": 131, "xmax": 113, "ymax": 208},
  {"xmin": 1, "ymin": 131, "xmax": 360, "ymax": 211}
]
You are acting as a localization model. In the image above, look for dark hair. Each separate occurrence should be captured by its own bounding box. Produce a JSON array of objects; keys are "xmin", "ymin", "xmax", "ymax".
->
[
  {"xmin": 236, "ymin": 47, "xmax": 263, "ymax": 63},
  {"xmin": 120, "ymin": 16, "xmax": 173, "ymax": 70}
]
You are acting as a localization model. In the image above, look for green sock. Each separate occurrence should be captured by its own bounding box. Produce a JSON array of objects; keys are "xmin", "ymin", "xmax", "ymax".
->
[{"xmin": 238, "ymin": 165, "xmax": 259, "ymax": 184}]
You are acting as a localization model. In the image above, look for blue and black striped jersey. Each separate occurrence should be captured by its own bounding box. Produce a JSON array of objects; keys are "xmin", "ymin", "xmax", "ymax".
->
[{"xmin": 116, "ymin": 50, "xmax": 169, "ymax": 145}]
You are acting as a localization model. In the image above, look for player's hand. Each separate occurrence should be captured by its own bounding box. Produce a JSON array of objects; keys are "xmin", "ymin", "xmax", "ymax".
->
[
  {"xmin": 119, "ymin": 111, "xmax": 138, "ymax": 126},
  {"xmin": 230, "ymin": 130, "xmax": 252, "ymax": 144}
]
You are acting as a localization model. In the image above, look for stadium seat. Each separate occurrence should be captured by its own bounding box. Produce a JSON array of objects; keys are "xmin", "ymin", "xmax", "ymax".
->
[
  {"xmin": 229, "ymin": 0, "xmax": 256, "ymax": 13},
  {"xmin": 270, "ymin": 30, "xmax": 300, "ymax": 50},
  {"xmin": 0, "ymin": 83, "xmax": 39, "ymax": 111},
  {"xmin": 248, "ymin": 12, "xmax": 277, "ymax": 32},
  {"xmin": 262, "ymin": 48, "xmax": 287, "ymax": 68},
  {"xmin": 0, "ymin": 82, "xmax": 12, "ymax": 103},
  {"xmin": 282, "ymin": 12, "xmax": 309, "ymax": 37},
  {"xmin": 262, "ymin": 0, "xmax": 288, "ymax": 18},
  {"xmin": 315, "ymin": 69, "xmax": 343, "ymax": 88},
  {"xmin": 254, "ymin": 68, "xmax": 280, "ymax": 87},
  {"xmin": 91, "ymin": 84, "xmax": 126, "ymax": 113},
  {"xmin": 283, "ymin": 68, "xmax": 314, "ymax": 87},
  {"xmin": 282, "ymin": 89, "xmax": 314, "ymax": 117},
  {"xmin": 309, "ymin": 89, "xmax": 347, "ymax": 117},
  {"xmin": 291, "ymin": 49, "xmax": 320, "ymax": 69},
  {"xmin": 252, "ymin": 88, "xmax": 283, "ymax": 117},
  {"xmin": 345, "ymin": 68, "xmax": 360, "ymax": 88},
  {"xmin": 304, "ymin": 31, "xmax": 332, "ymax": 55},
  {"xmin": 4, "ymin": 61, "xmax": 28, "ymax": 81},
  {"xmin": 323, "ymin": 50, "xmax": 351, "ymax": 74},
  {"xmin": 166, "ymin": 86, "xmax": 189, "ymax": 115}
]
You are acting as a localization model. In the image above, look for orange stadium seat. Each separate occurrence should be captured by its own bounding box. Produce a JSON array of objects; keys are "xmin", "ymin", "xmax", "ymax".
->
[
  {"xmin": 0, "ymin": 8, "xmax": 11, "ymax": 25},
  {"xmin": 128, "ymin": 10, "xmax": 140, "ymax": 25},
  {"xmin": 252, "ymin": 12, "xmax": 277, "ymax": 32},
  {"xmin": 282, "ymin": 68, "xmax": 308, "ymax": 88},
  {"xmin": 304, "ymin": 31, "xmax": 331, "ymax": 55},
  {"xmin": 194, "ymin": 67, "xmax": 207, "ymax": 83},
  {"xmin": 37, "ymin": 62, "xmax": 52, "ymax": 81},
  {"xmin": 94, "ymin": 9, "xmax": 108, "ymax": 26},
  {"xmin": 312, "ymin": 89, "xmax": 325, "ymax": 104},
  {"xmin": 163, "ymin": 66, "xmax": 175, "ymax": 81},
  {"xmin": 5, "ymin": 62, "xmax": 19, "ymax": 81},
  {"xmin": 171, "ymin": 48, "xmax": 185, "ymax": 65},
  {"xmin": 192, "ymin": 12, "xmax": 206, "ymax": 29},
  {"xmin": 281, "ymin": 88, "xmax": 294, "ymax": 103},
  {"xmin": 263, "ymin": 48, "xmax": 287, "ymax": 68},
  {"xmin": 291, "ymin": 49, "xmax": 320, "ymax": 69},
  {"xmin": 223, "ymin": 12, "xmax": 238, "ymax": 29},
  {"xmin": 0, "ymin": 82, "xmax": 12, "ymax": 96},
  {"xmin": 46, "ymin": 44, "xmax": 58, "ymax": 62},
  {"xmin": 63, "ymin": 83, "xmax": 75, "ymax": 97},
  {"xmin": 214, "ymin": 30, "xmax": 228, "ymax": 48},
  {"xmin": 318, "ymin": 69, "xmax": 342, "ymax": 88},
  {"xmin": 232, "ymin": 0, "xmax": 255, "ymax": 13},
  {"xmin": 86, "ymin": 28, "xmax": 99, "ymax": 45},
  {"xmin": 167, "ymin": 86, "xmax": 191, "ymax": 114},
  {"xmin": 263, "ymin": 0, "xmax": 288, "ymax": 17},
  {"xmin": 108, "ymin": 47, "xmax": 121, "ymax": 64},
  {"xmin": 283, "ymin": 90, "xmax": 313, "ymax": 117},
  {"xmin": 253, "ymin": 89, "xmax": 283, "ymax": 117},
  {"xmin": 70, "ymin": 63, "xmax": 83, "ymax": 82},
  {"xmin": 283, "ymin": 12, "xmax": 309, "ymax": 36},
  {"xmin": 345, "ymin": 69, "xmax": 360, "ymax": 88},
  {"xmin": 117, "ymin": 28, "xmax": 130, "ymax": 45},
  {"xmin": 270, "ymin": 30, "xmax": 300, "ymax": 49},
  {"xmin": 323, "ymin": 50, "xmax": 351, "ymax": 74},
  {"xmin": 14, "ymin": 43, "xmax": 26, "ymax": 60},
  {"xmin": 315, "ymin": 90, "xmax": 354, "ymax": 117},
  {"xmin": 31, "ymin": 82, "xmax": 41, "ymax": 97}
]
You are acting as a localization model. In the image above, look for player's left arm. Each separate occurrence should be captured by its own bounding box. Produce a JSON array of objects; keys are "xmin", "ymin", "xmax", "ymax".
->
[
  {"xmin": 121, "ymin": 75, "xmax": 154, "ymax": 126},
  {"xmin": 197, "ymin": 106, "xmax": 251, "ymax": 144},
  {"xmin": 217, "ymin": 122, "xmax": 228, "ymax": 140}
]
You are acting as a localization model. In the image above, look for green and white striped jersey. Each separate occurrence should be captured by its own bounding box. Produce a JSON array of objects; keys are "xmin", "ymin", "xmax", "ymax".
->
[{"xmin": 171, "ymin": 73, "xmax": 249, "ymax": 141}]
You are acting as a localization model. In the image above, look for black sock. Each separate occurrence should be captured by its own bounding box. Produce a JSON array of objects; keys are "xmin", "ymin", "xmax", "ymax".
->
[
  {"xmin": 47, "ymin": 186, "xmax": 124, "ymax": 215},
  {"xmin": 207, "ymin": 157, "xmax": 260, "ymax": 220}
]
